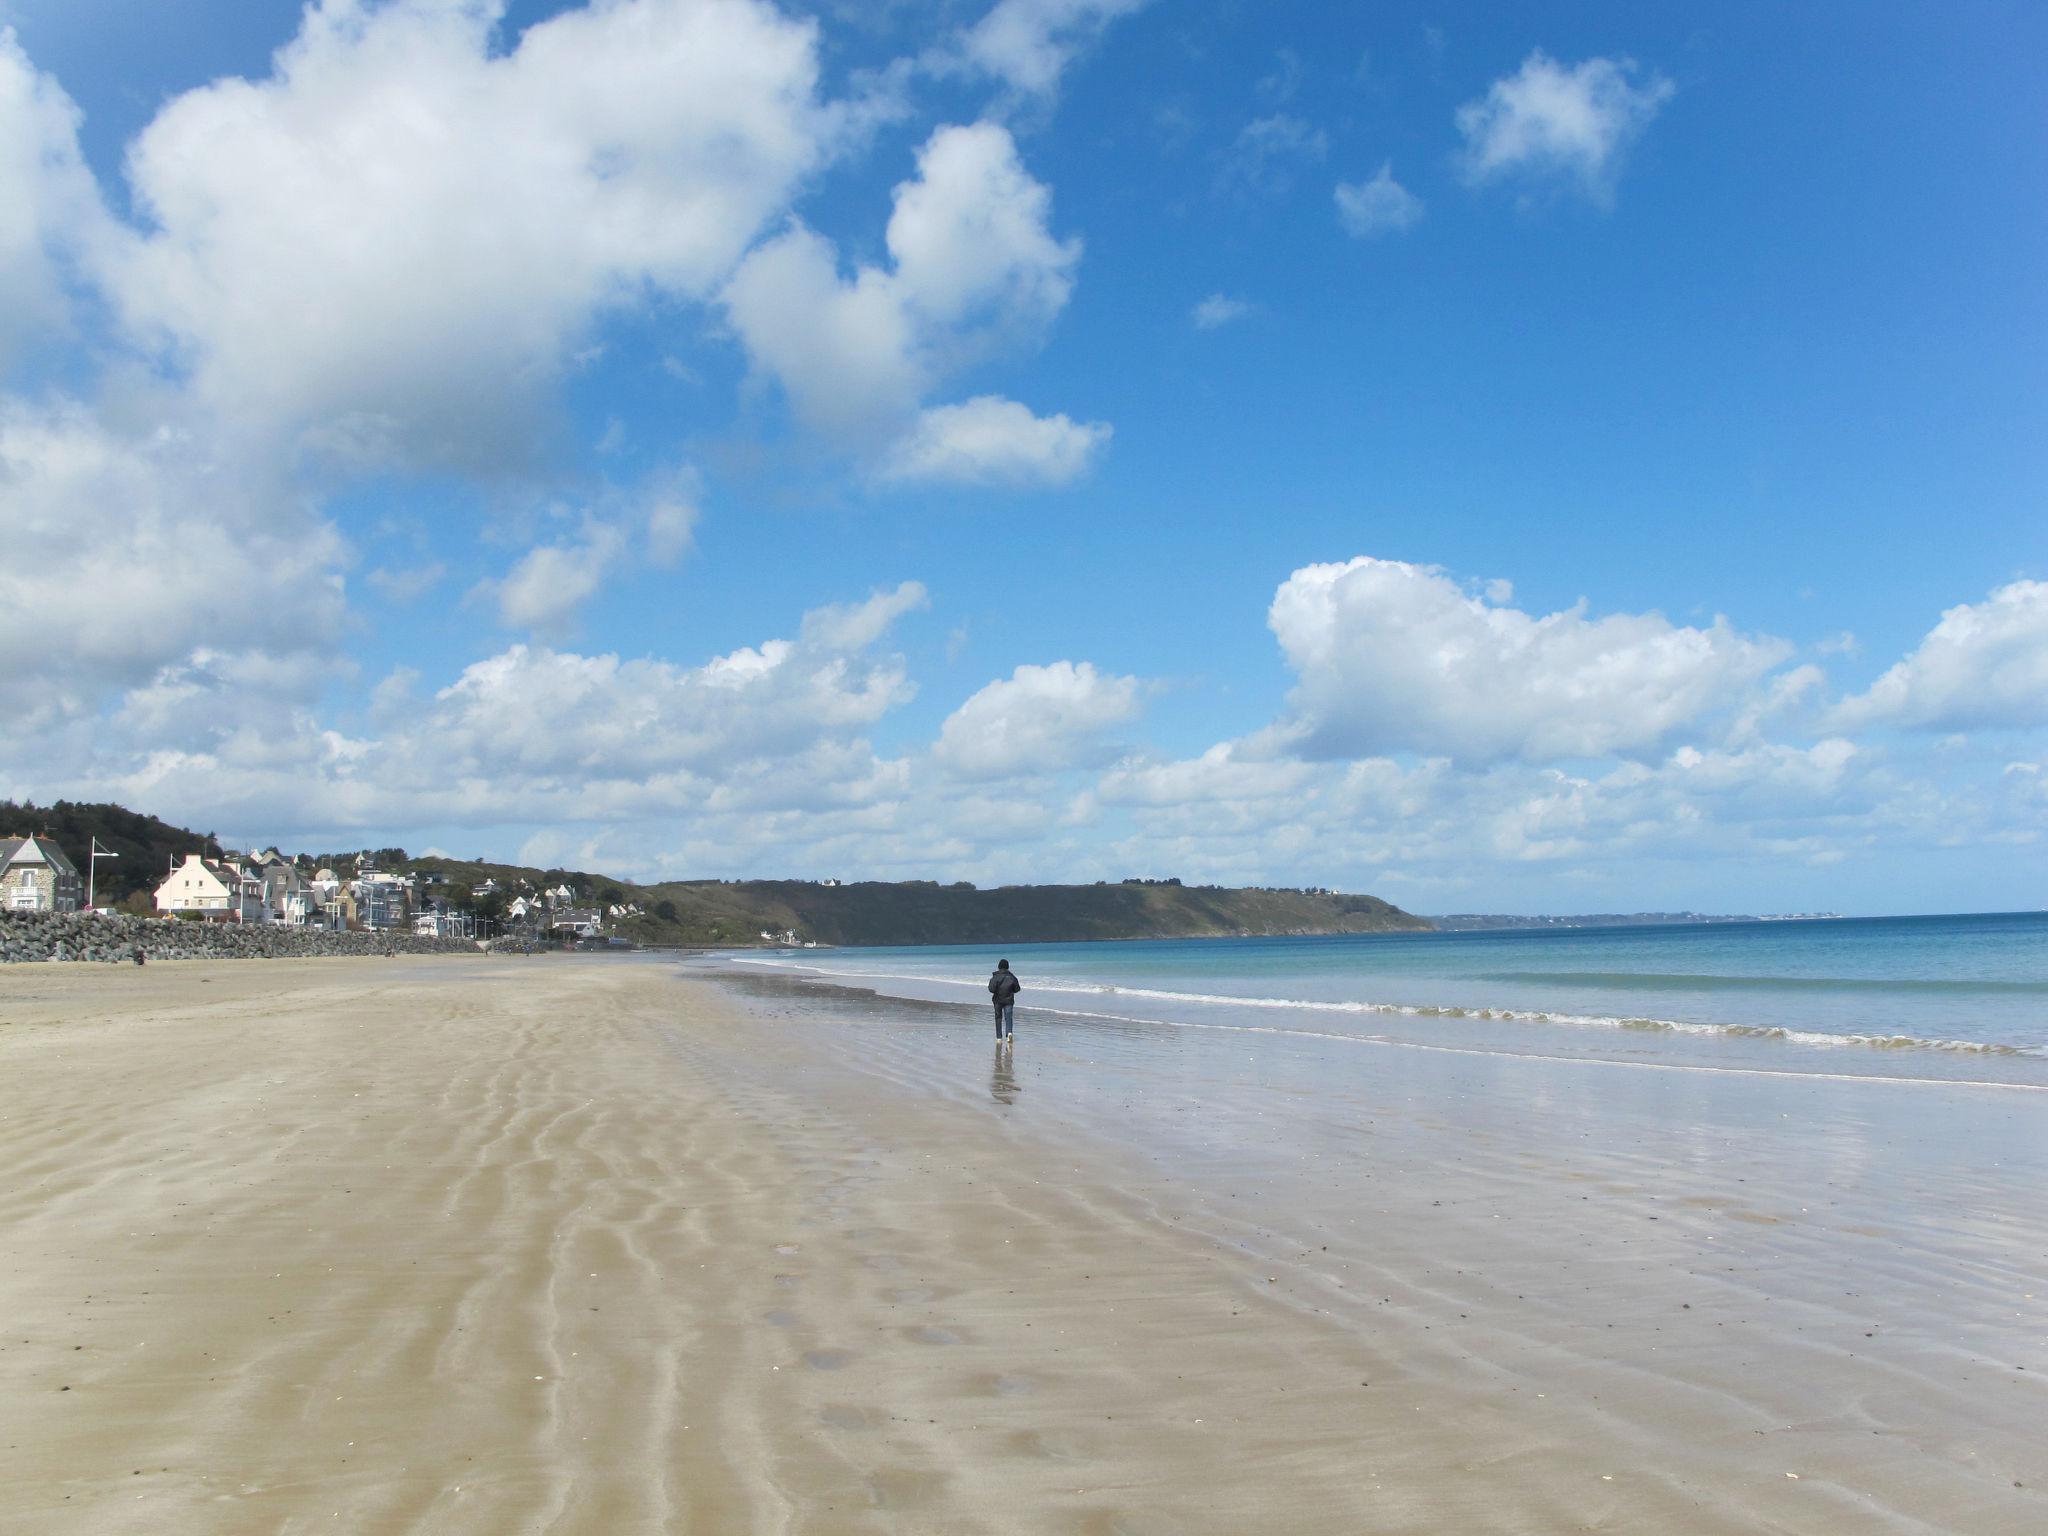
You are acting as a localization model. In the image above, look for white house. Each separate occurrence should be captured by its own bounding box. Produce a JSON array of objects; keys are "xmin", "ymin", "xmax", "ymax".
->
[
  {"xmin": 1, "ymin": 834, "xmax": 83, "ymax": 912},
  {"xmin": 155, "ymin": 853, "xmax": 265, "ymax": 922}
]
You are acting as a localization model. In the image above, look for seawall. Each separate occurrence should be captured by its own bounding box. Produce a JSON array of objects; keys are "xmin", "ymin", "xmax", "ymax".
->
[{"xmin": 0, "ymin": 910, "xmax": 478, "ymax": 964}]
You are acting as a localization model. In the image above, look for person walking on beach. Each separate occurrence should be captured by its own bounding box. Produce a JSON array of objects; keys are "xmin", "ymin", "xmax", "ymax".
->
[{"xmin": 988, "ymin": 959, "xmax": 1021, "ymax": 1046}]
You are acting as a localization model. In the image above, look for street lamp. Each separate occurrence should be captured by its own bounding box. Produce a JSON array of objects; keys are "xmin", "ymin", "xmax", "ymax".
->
[{"xmin": 87, "ymin": 838, "xmax": 119, "ymax": 913}]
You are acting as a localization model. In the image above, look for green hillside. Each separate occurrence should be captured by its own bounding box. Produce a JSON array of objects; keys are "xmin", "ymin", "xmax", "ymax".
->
[
  {"xmin": 0, "ymin": 800, "xmax": 223, "ymax": 909},
  {"xmin": 7, "ymin": 801, "xmax": 1430, "ymax": 945}
]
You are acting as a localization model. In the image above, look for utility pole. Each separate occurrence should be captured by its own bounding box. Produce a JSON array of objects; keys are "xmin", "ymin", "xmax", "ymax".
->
[{"xmin": 88, "ymin": 838, "xmax": 119, "ymax": 913}]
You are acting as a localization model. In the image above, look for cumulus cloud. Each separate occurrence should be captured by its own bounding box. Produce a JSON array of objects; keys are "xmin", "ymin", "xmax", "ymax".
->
[
  {"xmin": 936, "ymin": 660, "xmax": 1144, "ymax": 779},
  {"xmin": 1216, "ymin": 114, "xmax": 1327, "ymax": 200},
  {"xmin": 1267, "ymin": 556, "xmax": 1790, "ymax": 763},
  {"xmin": 0, "ymin": 398, "xmax": 346, "ymax": 731},
  {"xmin": 950, "ymin": 0, "xmax": 1149, "ymax": 98},
  {"xmin": 102, "ymin": 0, "xmax": 847, "ymax": 466},
  {"xmin": 1832, "ymin": 580, "xmax": 2048, "ymax": 732},
  {"xmin": 0, "ymin": 29, "xmax": 114, "ymax": 359},
  {"xmin": 723, "ymin": 119, "xmax": 1094, "ymax": 473},
  {"xmin": 1456, "ymin": 50, "xmax": 1673, "ymax": 202},
  {"xmin": 78, "ymin": 582, "xmax": 931, "ymax": 839},
  {"xmin": 1191, "ymin": 294, "xmax": 1253, "ymax": 329},
  {"xmin": 1334, "ymin": 162, "xmax": 1424, "ymax": 237},
  {"xmin": 643, "ymin": 468, "xmax": 702, "ymax": 566},
  {"xmin": 878, "ymin": 395, "xmax": 1108, "ymax": 486},
  {"xmin": 367, "ymin": 561, "xmax": 448, "ymax": 603},
  {"xmin": 482, "ymin": 519, "xmax": 629, "ymax": 637}
]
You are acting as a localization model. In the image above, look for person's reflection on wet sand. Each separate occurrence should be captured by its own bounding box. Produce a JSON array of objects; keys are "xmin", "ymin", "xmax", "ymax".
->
[{"xmin": 990, "ymin": 1044, "xmax": 1019, "ymax": 1105}]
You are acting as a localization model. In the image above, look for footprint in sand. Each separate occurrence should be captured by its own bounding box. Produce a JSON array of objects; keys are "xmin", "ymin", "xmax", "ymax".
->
[
  {"xmin": 803, "ymin": 1349, "xmax": 852, "ymax": 1371},
  {"xmin": 772, "ymin": 1273, "xmax": 803, "ymax": 1288},
  {"xmin": 991, "ymin": 1373, "xmax": 1034, "ymax": 1397},
  {"xmin": 774, "ymin": 1244, "xmax": 801, "ymax": 1256},
  {"xmin": 764, "ymin": 1310, "xmax": 800, "ymax": 1328},
  {"xmin": 906, "ymin": 1325, "xmax": 960, "ymax": 1345},
  {"xmin": 818, "ymin": 1404, "xmax": 872, "ymax": 1431},
  {"xmin": 887, "ymin": 1285, "xmax": 935, "ymax": 1305}
]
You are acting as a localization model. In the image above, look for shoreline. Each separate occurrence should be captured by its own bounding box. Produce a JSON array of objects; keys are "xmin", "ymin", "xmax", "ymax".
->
[{"xmin": 2, "ymin": 956, "xmax": 2041, "ymax": 1532}]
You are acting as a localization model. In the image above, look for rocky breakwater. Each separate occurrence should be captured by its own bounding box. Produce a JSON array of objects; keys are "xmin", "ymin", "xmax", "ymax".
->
[{"xmin": 0, "ymin": 911, "xmax": 481, "ymax": 964}]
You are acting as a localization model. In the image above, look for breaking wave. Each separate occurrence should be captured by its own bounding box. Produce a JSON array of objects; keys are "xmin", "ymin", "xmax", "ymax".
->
[{"xmin": 729, "ymin": 955, "xmax": 2034, "ymax": 1058}]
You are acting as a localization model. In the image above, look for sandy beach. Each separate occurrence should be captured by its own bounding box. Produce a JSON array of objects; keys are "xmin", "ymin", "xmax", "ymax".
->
[{"xmin": 2, "ymin": 955, "xmax": 2041, "ymax": 1534}]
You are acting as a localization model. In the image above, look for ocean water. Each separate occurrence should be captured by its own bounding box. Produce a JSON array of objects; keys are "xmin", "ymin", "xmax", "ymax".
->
[{"xmin": 722, "ymin": 912, "xmax": 2048, "ymax": 1088}]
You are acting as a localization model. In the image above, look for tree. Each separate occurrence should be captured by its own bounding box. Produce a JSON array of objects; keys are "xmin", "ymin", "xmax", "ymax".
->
[{"xmin": 654, "ymin": 899, "xmax": 678, "ymax": 923}]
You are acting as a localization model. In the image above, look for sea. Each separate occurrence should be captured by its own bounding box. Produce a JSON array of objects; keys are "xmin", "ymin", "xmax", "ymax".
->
[{"xmin": 716, "ymin": 911, "xmax": 2048, "ymax": 1090}]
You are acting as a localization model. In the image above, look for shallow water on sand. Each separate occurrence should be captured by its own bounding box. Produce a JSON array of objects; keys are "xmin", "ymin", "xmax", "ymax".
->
[
  {"xmin": 694, "ymin": 960, "xmax": 2048, "ymax": 1532},
  {"xmin": 728, "ymin": 913, "xmax": 2048, "ymax": 1086}
]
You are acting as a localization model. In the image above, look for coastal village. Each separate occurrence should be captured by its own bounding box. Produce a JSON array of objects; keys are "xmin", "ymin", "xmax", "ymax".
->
[{"xmin": 1, "ymin": 830, "xmax": 636, "ymax": 945}]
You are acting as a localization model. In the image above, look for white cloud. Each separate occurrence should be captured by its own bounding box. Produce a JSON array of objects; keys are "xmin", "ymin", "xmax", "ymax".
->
[
  {"xmin": 1267, "ymin": 556, "xmax": 1790, "ymax": 763},
  {"xmin": 102, "ymin": 0, "xmax": 848, "ymax": 466},
  {"xmin": 483, "ymin": 519, "xmax": 629, "ymax": 637},
  {"xmin": 644, "ymin": 469, "xmax": 702, "ymax": 566},
  {"xmin": 0, "ymin": 398, "xmax": 345, "ymax": 731},
  {"xmin": 1456, "ymin": 50, "xmax": 1673, "ymax": 202},
  {"xmin": 1097, "ymin": 741, "xmax": 1316, "ymax": 809},
  {"xmin": 797, "ymin": 580, "xmax": 929, "ymax": 653},
  {"xmin": 1191, "ymin": 293, "xmax": 1253, "ymax": 329},
  {"xmin": 1334, "ymin": 161, "xmax": 1424, "ymax": 237},
  {"xmin": 367, "ymin": 561, "xmax": 448, "ymax": 603},
  {"xmin": 78, "ymin": 583, "xmax": 930, "ymax": 838},
  {"xmin": 0, "ymin": 28, "xmax": 113, "ymax": 360},
  {"xmin": 724, "ymin": 119, "xmax": 1094, "ymax": 466},
  {"xmin": 951, "ymin": 0, "xmax": 1149, "ymax": 98},
  {"xmin": 936, "ymin": 660, "xmax": 1144, "ymax": 779},
  {"xmin": 1832, "ymin": 580, "xmax": 2048, "ymax": 732},
  {"xmin": 878, "ymin": 395, "xmax": 1108, "ymax": 486},
  {"xmin": 1216, "ymin": 114, "xmax": 1327, "ymax": 200}
]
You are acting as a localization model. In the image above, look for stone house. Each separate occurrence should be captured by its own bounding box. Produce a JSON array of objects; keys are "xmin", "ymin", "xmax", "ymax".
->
[{"xmin": 1, "ymin": 834, "xmax": 83, "ymax": 912}]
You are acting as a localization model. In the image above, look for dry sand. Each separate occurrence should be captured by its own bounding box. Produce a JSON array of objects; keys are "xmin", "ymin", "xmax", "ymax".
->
[{"xmin": 0, "ymin": 956, "xmax": 2040, "ymax": 1533}]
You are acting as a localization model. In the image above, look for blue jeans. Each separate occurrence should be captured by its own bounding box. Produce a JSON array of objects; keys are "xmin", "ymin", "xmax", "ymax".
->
[{"xmin": 994, "ymin": 1003, "xmax": 1014, "ymax": 1039}]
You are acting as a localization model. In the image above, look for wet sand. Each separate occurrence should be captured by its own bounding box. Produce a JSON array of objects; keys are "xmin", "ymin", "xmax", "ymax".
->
[{"xmin": 0, "ymin": 956, "xmax": 2041, "ymax": 1533}]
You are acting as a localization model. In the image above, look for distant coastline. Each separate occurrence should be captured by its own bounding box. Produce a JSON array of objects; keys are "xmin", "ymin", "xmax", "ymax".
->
[{"xmin": 1426, "ymin": 911, "xmax": 1845, "ymax": 933}]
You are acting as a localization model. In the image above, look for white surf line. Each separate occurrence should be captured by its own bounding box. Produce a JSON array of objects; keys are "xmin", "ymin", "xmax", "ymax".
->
[
  {"xmin": 1012, "ymin": 1003, "xmax": 2048, "ymax": 1093},
  {"xmin": 724, "ymin": 954, "xmax": 2035, "ymax": 1062}
]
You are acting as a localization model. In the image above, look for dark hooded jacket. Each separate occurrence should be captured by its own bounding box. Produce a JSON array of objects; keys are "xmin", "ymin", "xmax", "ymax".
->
[{"xmin": 988, "ymin": 967, "xmax": 1021, "ymax": 1005}]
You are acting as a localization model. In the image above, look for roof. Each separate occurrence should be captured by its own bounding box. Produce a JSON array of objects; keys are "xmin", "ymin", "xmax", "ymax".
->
[{"xmin": 2, "ymin": 834, "xmax": 80, "ymax": 877}]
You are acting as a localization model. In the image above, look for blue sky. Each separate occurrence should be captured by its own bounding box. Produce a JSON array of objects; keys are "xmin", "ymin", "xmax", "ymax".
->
[{"xmin": 3, "ymin": 0, "xmax": 2043, "ymax": 913}]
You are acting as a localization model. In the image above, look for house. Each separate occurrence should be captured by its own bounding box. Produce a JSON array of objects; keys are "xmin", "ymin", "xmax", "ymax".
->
[
  {"xmin": 1, "ymin": 834, "xmax": 83, "ymax": 913},
  {"xmin": 251, "ymin": 858, "xmax": 310, "ymax": 924},
  {"xmin": 351, "ymin": 871, "xmax": 412, "ymax": 930},
  {"xmin": 549, "ymin": 906, "xmax": 603, "ymax": 938},
  {"xmin": 155, "ymin": 853, "xmax": 265, "ymax": 922},
  {"xmin": 413, "ymin": 901, "xmax": 472, "ymax": 939}
]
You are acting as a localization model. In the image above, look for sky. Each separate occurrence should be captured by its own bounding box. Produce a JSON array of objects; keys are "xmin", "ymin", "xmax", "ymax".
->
[{"xmin": 2, "ymin": 0, "xmax": 2044, "ymax": 915}]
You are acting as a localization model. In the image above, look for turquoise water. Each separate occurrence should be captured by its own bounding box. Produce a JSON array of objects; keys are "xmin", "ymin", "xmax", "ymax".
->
[{"xmin": 728, "ymin": 912, "xmax": 2048, "ymax": 1085}]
